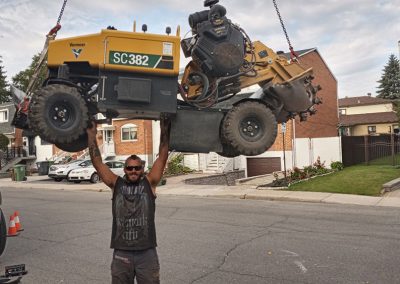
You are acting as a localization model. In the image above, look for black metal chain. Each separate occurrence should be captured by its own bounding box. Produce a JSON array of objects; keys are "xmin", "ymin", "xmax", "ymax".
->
[
  {"xmin": 56, "ymin": 0, "xmax": 68, "ymax": 25},
  {"xmin": 272, "ymin": 0, "xmax": 297, "ymax": 58}
]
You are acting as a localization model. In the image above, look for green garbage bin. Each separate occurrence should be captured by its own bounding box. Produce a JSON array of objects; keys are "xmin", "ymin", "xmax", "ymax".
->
[{"xmin": 13, "ymin": 165, "xmax": 26, "ymax": 182}]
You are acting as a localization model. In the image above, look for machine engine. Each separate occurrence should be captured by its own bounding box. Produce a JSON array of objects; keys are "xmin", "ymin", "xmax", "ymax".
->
[{"xmin": 181, "ymin": 0, "xmax": 246, "ymax": 78}]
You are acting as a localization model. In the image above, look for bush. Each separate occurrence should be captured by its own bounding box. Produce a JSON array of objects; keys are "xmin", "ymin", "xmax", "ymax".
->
[
  {"xmin": 269, "ymin": 157, "xmax": 335, "ymax": 187},
  {"xmin": 164, "ymin": 154, "xmax": 193, "ymax": 176},
  {"xmin": 330, "ymin": 161, "xmax": 344, "ymax": 171},
  {"xmin": 0, "ymin": 133, "xmax": 9, "ymax": 151}
]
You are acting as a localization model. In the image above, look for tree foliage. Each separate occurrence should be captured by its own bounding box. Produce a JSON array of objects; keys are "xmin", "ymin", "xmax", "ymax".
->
[
  {"xmin": 0, "ymin": 133, "xmax": 10, "ymax": 151},
  {"xmin": 0, "ymin": 56, "xmax": 11, "ymax": 104},
  {"xmin": 376, "ymin": 54, "xmax": 400, "ymax": 99},
  {"xmin": 12, "ymin": 53, "xmax": 47, "ymax": 93}
]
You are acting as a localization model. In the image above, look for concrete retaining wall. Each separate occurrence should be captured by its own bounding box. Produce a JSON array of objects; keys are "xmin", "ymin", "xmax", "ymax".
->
[{"xmin": 184, "ymin": 170, "xmax": 245, "ymax": 186}]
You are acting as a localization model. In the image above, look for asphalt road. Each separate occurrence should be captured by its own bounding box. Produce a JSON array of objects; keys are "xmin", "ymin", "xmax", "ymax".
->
[{"xmin": 0, "ymin": 186, "xmax": 399, "ymax": 284}]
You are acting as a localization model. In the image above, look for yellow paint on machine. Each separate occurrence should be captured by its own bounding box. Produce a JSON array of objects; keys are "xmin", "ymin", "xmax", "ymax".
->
[{"xmin": 47, "ymin": 29, "xmax": 181, "ymax": 76}]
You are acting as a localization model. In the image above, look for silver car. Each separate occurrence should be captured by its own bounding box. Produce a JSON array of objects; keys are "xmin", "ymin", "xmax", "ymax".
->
[
  {"xmin": 48, "ymin": 160, "xmax": 92, "ymax": 182},
  {"xmin": 68, "ymin": 161, "xmax": 125, "ymax": 183}
]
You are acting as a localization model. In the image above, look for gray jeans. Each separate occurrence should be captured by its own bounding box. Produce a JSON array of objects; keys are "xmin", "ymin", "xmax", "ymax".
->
[{"xmin": 111, "ymin": 248, "xmax": 160, "ymax": 284}]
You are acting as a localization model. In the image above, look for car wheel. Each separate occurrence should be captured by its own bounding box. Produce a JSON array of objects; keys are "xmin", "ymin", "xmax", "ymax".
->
[
  {"xmin": 29, "ymin": 84, "xmax": 89, "ymax": 144},
  {"xmin": 0, "ymin": 208, "xmax": 7, "ymax": 256},
  {"xmin": 54, "ymin": 178, "xmax": 63, "ymax": 182},
  {"xmin": 220, "ymin": 101, "xmax": 277, "ymax": 156},
  {"xmin": 90, "ymin": 173, "xmax": 99, "ymax": 183}
]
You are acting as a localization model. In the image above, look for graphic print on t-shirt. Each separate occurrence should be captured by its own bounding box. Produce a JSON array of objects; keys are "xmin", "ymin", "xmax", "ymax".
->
[{"xmin": 115, "ymin": 183, "xmax": 149, "ymax": 246}]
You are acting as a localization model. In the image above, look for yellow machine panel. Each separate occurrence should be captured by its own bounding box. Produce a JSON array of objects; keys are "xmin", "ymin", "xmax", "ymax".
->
[{"xmin": 47, "ymin": 29, "xmax": 181, "ymax": 76}]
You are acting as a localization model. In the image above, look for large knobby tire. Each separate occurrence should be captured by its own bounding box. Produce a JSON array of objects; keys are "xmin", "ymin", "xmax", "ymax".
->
[
  {"xmin": 0, "ymin": 208, "xmax": 7, "ymax": 256},
  {"xmin": 217, "ymin": 142, "xmax": 241, "ymax": 158},
  {"xmin": 29, "ymin": 84, "xmax": 89, "ymax": 144},
  {"xmin": 55, "ymin": 133, "xmax": 88, "ymax": 153},
  {"xmin": 221, "ymin": 101, "xmax": 277, "ymax": 156}
]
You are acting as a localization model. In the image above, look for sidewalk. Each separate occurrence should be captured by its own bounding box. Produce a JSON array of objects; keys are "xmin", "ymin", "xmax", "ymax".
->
[{"xmin": 1, "ymin": 174, "xmax": 400, "ymax": 208}]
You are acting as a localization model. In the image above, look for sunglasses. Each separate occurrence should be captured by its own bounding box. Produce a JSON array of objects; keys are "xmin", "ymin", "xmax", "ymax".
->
[{"xmin": 125, "ymin": 165, "xmax": 143, "ymax": 171}]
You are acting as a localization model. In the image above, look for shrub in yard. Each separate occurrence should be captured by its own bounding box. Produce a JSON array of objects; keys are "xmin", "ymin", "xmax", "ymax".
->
[
  {"xmin": 164, "ymin": 154, "xmax": 193, "ymax": 175},
  {"xmin": 330, "ymin": 161, "xmax": 344, "ymax": 171},
  {"xmin": 0, "ymin": 133, "xmax": 9, "ymax": 151}
]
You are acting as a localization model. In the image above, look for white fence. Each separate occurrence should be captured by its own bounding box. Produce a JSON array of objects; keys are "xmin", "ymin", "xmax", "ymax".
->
[{"xmin": 293, "ymin": 137, "xmax": 342, "ymax": 169}]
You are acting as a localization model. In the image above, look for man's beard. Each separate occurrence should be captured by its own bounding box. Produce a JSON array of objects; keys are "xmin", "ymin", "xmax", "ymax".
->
[{"xmin": 126, "ymin": 172, "xmax": 142, "ymax": 183}]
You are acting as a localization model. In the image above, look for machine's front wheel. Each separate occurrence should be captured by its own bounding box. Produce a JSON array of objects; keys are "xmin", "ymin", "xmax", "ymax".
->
[
  {"xmin": 29, "ymin": 84, "xmax": 89, "ymax": 144},
  {"xmin": 221, "ymin": 101, "xmax": 277, "ymax": 156},
  {"xmin": 0, "ymin": 208, "xmax": 7, "ymax": 256}
]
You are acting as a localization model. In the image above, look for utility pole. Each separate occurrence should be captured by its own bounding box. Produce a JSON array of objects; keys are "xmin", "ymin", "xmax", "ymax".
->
[{"xmin": 281, "ymin": 122, "xmax": 287, "ymax": 180}]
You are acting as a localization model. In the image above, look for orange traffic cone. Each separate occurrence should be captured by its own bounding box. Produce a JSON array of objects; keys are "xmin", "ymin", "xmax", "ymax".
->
[
  {"xmin": 7, "ymin": 215, "xmax": 19, "ymax": 237},
  {"xmin": 14, "ymin": 211, "xmax": 24, "ymax": 232}
]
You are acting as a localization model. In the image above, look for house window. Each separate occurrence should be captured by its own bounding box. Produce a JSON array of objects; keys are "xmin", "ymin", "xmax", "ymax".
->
[
  {"xmin": 0, "ymin": 110, "xmax": 8, "ymax": 122},
  {"xmin": 367, "ymin": 126, "xmax": 376, "ymax": 134},
  {"xmin": 394, "ymin": 125, "xmax": 399, "ymax": 134},
  {"xmin": 121, "ymin": 124, "xmax": 138, "ymax": 141},
  {"xmin": 339, "ymin": 108, "xmax": 346, "ymax": 115}
]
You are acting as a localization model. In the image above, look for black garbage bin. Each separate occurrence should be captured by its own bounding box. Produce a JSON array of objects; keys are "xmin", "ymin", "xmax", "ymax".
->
[{"xmin": 37, "ymin": 161, "xmax": 53, "ymax": 175}]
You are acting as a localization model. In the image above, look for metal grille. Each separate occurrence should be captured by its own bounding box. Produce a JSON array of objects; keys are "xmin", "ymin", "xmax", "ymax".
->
[{"xmin": 342, "ymin": 135, "xmax": 400, "ymax": 166}]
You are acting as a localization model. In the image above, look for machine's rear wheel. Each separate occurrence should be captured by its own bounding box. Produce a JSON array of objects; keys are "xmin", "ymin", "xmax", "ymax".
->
[
  {"xmin": 221, "ymin": 101, "xmax": 277, "ymax": 156},
  {"xmin": 217, "ymin": 142, "xmax": 241, "ymax": 158},
  {"xmin": 0, "ymin": 208, "xmax": 7, "ymax": 256},
  {"xmin": 29, "ymin": 84, "xmax": 89, "ymax": 144},
  {"xmin": 55, "ymin": 133, "xmax": 88, "ymax": 153}
]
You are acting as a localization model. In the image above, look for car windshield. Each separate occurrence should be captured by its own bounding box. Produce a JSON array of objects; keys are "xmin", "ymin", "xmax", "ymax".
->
[
  {"xmin": 79, "ymin": 161, "xmax": 93, "ymax": 167},
  {"xmin": 68, "ymin": 160, "xmax": 84, "ymax": 165}
]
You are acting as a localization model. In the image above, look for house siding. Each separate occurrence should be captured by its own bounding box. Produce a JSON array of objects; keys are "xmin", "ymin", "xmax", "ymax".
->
[
  {"xmin": 0, "ymin": 104, "xmax": 15, "ymax": 134},
  {"xmin": 343, "ymin": 104, "xmax": 393, "ymax": 115}
]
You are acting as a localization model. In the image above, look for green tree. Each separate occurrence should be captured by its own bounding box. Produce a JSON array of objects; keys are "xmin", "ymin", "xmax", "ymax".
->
[
  {"xmin": 0, "ymin": 133, "xmax": 9, "ymax": 151},
  {"xmin": 0, "ymin": 57, "xmax": 11, "ymax": 103},
  {"xmin": 12, "ymin": 53, "xmax": 47, "ymax": 93},
  {"xmin": 376, "ymin": 54, "xmax": 400, "ymax": 99}
]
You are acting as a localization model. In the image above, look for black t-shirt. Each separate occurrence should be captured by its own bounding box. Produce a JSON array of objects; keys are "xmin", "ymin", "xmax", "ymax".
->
[{"xmin": 110, "ymin": 176, "xmax": 157, "ymax": 250}]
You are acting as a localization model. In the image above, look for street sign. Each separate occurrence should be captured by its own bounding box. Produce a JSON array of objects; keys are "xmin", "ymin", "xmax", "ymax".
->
[{"xmin": 281, "ymin": 122, "xmax": 286, "ymax": 133}]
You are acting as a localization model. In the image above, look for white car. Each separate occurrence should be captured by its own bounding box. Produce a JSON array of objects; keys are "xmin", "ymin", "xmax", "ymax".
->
[
  {"xmin": 68, "ymin": 161, "xmax": 125, "ymax": 183},
  {"xmin": 48, "ymin": 160, "xmax": 92, "ymax": 182}
]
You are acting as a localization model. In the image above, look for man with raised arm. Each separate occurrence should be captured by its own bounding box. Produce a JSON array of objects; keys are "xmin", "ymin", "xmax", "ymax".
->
[{"xmin": 87, "ymin": 117, "xmax": 170, "ymax": 284}]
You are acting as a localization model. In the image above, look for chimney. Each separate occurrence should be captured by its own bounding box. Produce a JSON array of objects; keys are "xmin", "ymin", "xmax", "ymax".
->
[{"xmin": 367, "ymin": 93, "xmax": 371, "ymax": 97}]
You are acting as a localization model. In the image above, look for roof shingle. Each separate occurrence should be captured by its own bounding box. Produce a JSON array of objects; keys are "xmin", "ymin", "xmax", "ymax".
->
[
  {"xmin": 340, "ymin": 112, "xmax": 398, "ymax": 126},
  {"xmin": 339, "ymin": 96, "xmax": 391, "ymax": 107}
]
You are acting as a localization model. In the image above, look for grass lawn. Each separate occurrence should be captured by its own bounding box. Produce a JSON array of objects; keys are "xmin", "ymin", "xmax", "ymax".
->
[
  {"xmin": 288, "ymin": 164, "xmax": 400, "ymax": 196},
  {"xmin": 369, "ymin": 153, "xmax": 400, "ymax": 165}
]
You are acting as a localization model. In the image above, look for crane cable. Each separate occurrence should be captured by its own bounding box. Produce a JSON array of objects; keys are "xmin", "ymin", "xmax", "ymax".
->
[
  {"xmin": 272, "ymin": 0, "xmax": 298, "ymax": 60},
  {"xmin": 25, "ymin": 0, "xmax": 68, "ymax": 96}
]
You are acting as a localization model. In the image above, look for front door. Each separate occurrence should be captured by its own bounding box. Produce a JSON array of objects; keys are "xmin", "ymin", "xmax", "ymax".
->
[{"xmin": 103, "ymin": 130, "xmax": 115, "ymax": 156}]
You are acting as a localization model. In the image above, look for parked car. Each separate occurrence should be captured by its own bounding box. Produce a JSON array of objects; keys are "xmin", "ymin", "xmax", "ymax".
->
[
  {"xmin": 68, "ymin": 161, "xmax": 125, "ymax": 183},
  {"xmin": 48, "ymin": 159, "xmax": 92, "ymax": 182}
]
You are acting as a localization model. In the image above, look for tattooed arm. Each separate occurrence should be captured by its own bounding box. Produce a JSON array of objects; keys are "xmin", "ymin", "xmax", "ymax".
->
[
  {"xmin": 87, "ymin": 122, "xmax": 118, "ymax": 189},
  {"xmin": 147, "ymin": 115, "xmax": 171, "ymax": 191}
]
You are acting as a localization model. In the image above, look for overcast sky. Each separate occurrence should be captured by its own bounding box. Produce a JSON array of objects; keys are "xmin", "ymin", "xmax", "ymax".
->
[{"xmin": 0, "ymin": 0, "xmax": 399, "ymax": 98}]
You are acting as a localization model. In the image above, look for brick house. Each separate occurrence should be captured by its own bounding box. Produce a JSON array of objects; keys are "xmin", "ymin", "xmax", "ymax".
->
[
  {"xmin": 94, "ymin": 119, "xmax": 154, "ymax": 167},
  {"xmin": 338, "ymin": 95, "xmax": 398, "ymax": 136}
]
